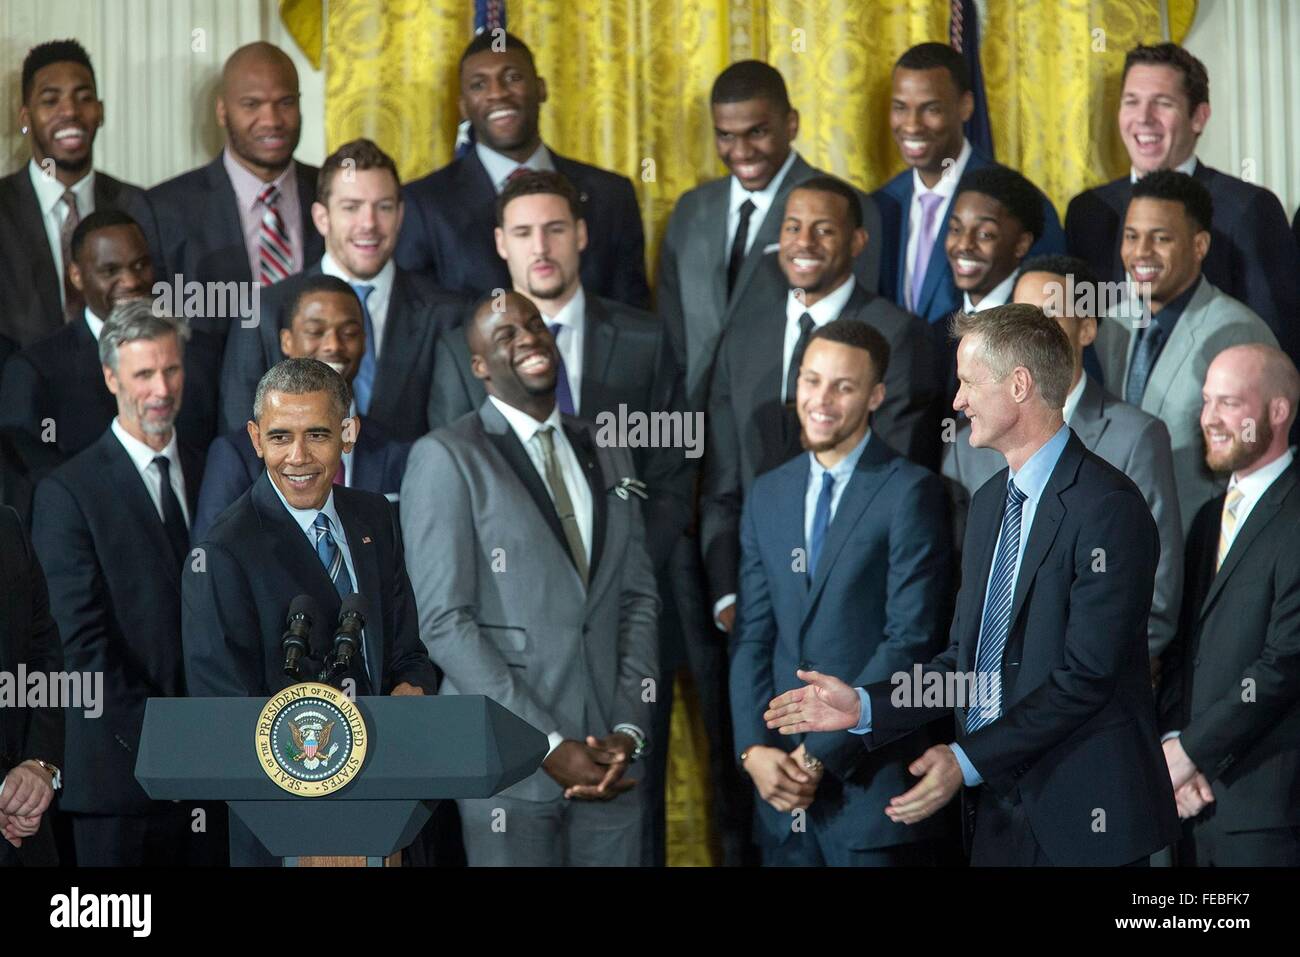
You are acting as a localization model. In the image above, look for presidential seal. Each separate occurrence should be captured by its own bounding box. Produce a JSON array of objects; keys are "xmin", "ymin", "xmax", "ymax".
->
[{"xmin": 255, "ymin": 683, "xmax": 368, "ymax": 796}]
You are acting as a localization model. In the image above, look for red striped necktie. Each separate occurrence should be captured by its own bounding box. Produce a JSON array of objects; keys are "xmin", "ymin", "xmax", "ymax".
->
[{"xmin": 257, "ymin": 183, "xmax": 293, "ymax": 284}]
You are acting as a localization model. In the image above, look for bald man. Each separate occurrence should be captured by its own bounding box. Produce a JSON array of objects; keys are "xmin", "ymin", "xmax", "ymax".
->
[
  {"xmin": 400, "ymin": 292, "xmax": 659, "ymax": 866},
  {"xmin": 138, "ymin": 42, "xmax": 323, "ymax": 345},
  {"xmin": 1158, "ymin": 345, "xmax": 1300, "ymax": 866}
]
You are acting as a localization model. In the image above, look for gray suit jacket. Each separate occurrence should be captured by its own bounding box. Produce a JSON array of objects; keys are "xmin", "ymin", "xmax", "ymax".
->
[
  {"xmin": 942, "ymin": 376, "xmax": 1185, "ymax": 657},
  {"xmin": 1095, "ymin": 277, "xmax": 1277, "ymax": 536},
  {"xmin": 399, "ymin": 400, "xmax": 660, "ymax": 802},
  {"xmin": 657, "ymin": 153, "xmax": 883, "ymax": 411}
]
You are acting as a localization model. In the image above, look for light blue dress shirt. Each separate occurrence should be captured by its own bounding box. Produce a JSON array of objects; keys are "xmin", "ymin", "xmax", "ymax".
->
[
  {"xmin": 850, "ymin": 425, "xmax": 1072, "ymax": 788},
  {"xmin": 803, "ymin": 431, "xmax": 872, "ymax": 547}
]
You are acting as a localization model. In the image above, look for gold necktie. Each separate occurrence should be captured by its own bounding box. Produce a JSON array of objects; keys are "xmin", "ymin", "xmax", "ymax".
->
[
  {"xmin": 1216, "ymin": 486, "xmax": 1244, "ymax": 571},
  {"xmin": 534, "ymin": 426, "xmax": 589, "ymax": 586}
]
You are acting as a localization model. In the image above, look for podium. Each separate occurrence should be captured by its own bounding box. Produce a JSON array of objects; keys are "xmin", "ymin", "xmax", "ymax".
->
[{"xmin": 135, "ymin": 692, "xmax": 547, "ymax": 865}]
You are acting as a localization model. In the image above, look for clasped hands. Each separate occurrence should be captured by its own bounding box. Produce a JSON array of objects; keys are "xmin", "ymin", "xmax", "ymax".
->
[
  {"xmin": 0, "ymin": 761, "xmax": 56, "ymax": 848},
  {"xmin": 543, "ymin": 734, "xmax": 637, "ymax": 801},
  {"xmin": 762, "ymin": 669, "xmax": 963, "ymax": 825},
  {"xmin": 1163, "ymin": 736, "xmax": 1214, "ymax": 820}
]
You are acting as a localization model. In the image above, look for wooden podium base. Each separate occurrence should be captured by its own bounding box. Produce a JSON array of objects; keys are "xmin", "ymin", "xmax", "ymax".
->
[{"xmin": 288, "ymin": 853, "xmax": 402, "ymax": 867}]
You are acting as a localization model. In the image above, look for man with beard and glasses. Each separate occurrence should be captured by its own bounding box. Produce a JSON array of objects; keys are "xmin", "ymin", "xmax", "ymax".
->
[
  {"xmin": 401, "ymin": 292, "xmax": 659, "ymax": 866},
  {"xmin": 0, "ymin": 40, "xmax": 148, "ymax": 346},
  {"xmin": 396, "ymin": 31, "xmax": 649, "ymax": 307},
  {"xmin": 1158, "ymin": 345, "xmax": 1300, "ymax": 866},
  {"xmin": 31, "ymin": 300, "xmax": 224, "ymax": 866},
  {"xmin": 729, "ymin": 318, "xmax": 950, "ymax": 866},
  {"xmin": 139, "ymin": 42, "xmax": 323, "ymax": 344}
]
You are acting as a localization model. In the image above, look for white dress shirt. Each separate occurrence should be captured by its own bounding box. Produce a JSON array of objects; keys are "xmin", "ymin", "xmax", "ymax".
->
[
  {"xmin": 541, "ymin": 285, "xmax": 587, "ymax": 414},
  {"xmin": 961, "ymin": 269, "xmax": 1017, "ymax": 315},
  {"xmin": 110, "ymin": 418, "xmax": 190, "ymax": 527},
  {"xmin": 1222, "ymin": 448, "xmax": 1295, "ymax": 555},
  {"xmin": 321, "ymin": 252, "xmax": 395, "ymax": 360},
  {"xmin": 903, "ymin": 138, "xmax": 972, "ymax": 310},
  {"xmin": 781, "ymin": 274, "xmax": 857, "ymax": 402},
  {"xmin": 84, "ymin": 307, "xmax": 105, "ymax": 341},
  {"xmin": 1130, "ymin": 154, "xmax": 1197, "ymax": 184},
  {"xmin": 727, "ymin": 148, "xmax": 799, "ymax": 257},
  {"xmin": 29, "ymin": 159, "xmax": 95, "ymax": 308},
  {"xmin": 476, "ymin": 142, "xmax": 555, "ymax": 194},
  {"xmin": 1061, "ymin": 373, "xmax": 1087, "ymax": 423}
]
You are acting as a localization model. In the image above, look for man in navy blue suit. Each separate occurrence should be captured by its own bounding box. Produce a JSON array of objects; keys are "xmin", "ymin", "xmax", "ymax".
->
[
  {"xmin": 731, "ymin": 318, "xmax": 951, "ymax": 865},
  {"xmin": 195, "ymin": 273, "xmax": 409, "ymax": 539},
  {"xmin": 395, "ymin": 31, "xmax": 649, "ymax": 308},
  {"xmin": 874, "ymin": 43, "xmax": 1064, "ymax": 330},
  {"xmin": 1065, "ymin": 43, "xmax": 1299, "ymax": 361},
  {"xmin": 766, "ymin": 304, "xmax": 1178, "ymax": 866}
]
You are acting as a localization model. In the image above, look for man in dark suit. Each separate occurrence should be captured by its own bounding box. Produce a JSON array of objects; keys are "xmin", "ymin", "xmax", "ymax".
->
[
  {"xmin": 220, "ymin": 138, "xmax": 463, "ymax": 441},
  {"xmin": 1065, "ymin": 43, "xmax": 1299, "ymax": 360},
  {"xmin": 1158, "ymin": 344, "xmax": 1300, "ymax": 866},
  {"xmin": 874, "ymin": 43, "xmax": 1064, "ymax": 330},
  {"xmin": 0, "ymin": 505, "xmax": 64, "ymax": 867},
  {"xmin": 731, "ymin": 319, "xmax": 950, "ymax": 865},
  {"xmin": 196, "ymin": 275, "xmax": 411, "ymax": 539},
  {"xmin": 183, "ymin": 358, "xmax": 439, "ymax": 865},
  {"xmin": 0, "ymin": 40, "xmax": 147, "ymax": 347},
  {"xmin": 657, "ymin": 60, "xmax": 883, "ymax": 413},
  {"xmin": 139, "ymin": 42, "xmax": 323, "ymax": 341},
  {"xmin": 944, "ymin": 255, "xmax": 1184, "ymax": 665},
  {"xmin": 702, "ymin": 175, "xmax": 940, "ymax": 634},
  {"xmin": 0, "ymin": 211, "xmax": 221, "ymax": 497},
  {"xmin": 766, "ymin": 304, "xmax": 1179, "ymax": 866},
  {"xmin": 396, "ymin": 31, "xmax": 648, "ymax": 308},
  {"xmin": 31, "ymin": 302, "xmax": 219, "ymax": 866}
]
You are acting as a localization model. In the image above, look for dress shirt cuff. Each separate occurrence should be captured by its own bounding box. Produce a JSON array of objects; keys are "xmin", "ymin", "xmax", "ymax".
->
[
  {"xmin": 1161, "ymin": 730, "xmax": 1181, "ymax": 743},
  {"xmin": 950, "ymin": 743, "xmax": 983, "ymax": 787},
  {"xmin": 849, "ymin": 687, "xmax": 872, "ymax": 735},
  {"xmin": 545, "ymin": 731, "xmax": 564, "ymax": 758},
  {"xmin": 712, "ymin": 594, "xmax": 737, "ymax": 631}
]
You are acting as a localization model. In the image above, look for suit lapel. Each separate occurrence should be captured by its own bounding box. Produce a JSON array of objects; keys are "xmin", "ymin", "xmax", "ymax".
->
[
  {"xmin": 98, "ymin": 431, "xmax": 182, "ymax": 583},
  {"xmin": 580, "ymin": 297, "xmax": 617, "ymax": 413},
  {"xmin": 1198, "ymin": 466, "xmax": 1297, "ymax": 619},
  {"xmin": 961, "ymin": 467, "xmax": 1009, "ymax": 671},
  {"xmin": 730, "ymin": 154, "xmax": 812, "ymax": 307},
  {"xmin": 208, "ymin": 157, "xmax": 253, "ymax": 284},
  {"xmin": 251, "ymin": 473, "xmax": 341, "ymax": 624},
  {"xmin": 1142, "ymin": 278, "xmax": 1214, "ymax": 416},
  {"xmin": 1007, "ymin": 437, "xmax": 1082, "ymax": 630},
  {"xmin": 371, "ymin": 268, "xmax": 418, "ymax": 412},
  {"xmin": 7, "ymin": 170, "xmax": 63, "ymax": 313},
  {"xmin": 333, "ymin": 493, "xmax": 385, "ymax": 691},
  {"xmin": 565, "ymin": 420, "xmax": 607, "ymax": 585}
]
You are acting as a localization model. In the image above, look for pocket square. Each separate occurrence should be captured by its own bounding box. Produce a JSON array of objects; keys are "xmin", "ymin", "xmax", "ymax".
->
[
  {"xmin": 762, "ymin": 242, "xmax": 780, "ymax": 254},
  {"xmin": 362, "ymin": 536, "xmax": 373, "ymax": 544}
]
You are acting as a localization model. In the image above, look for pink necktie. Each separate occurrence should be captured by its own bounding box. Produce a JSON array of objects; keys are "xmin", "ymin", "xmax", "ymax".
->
[{"xmin": 910, "ymin": 191, "xmax": 945, "ymax": 311}]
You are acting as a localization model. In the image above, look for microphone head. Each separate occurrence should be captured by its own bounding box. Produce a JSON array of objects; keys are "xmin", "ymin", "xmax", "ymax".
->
[
  {"xmin": 338, "ymin": 592, "xmax": 369, "ymax": 623},
  {"xmin": 288, "ymin": 594, "xmax": 320, "ymax": 624}
]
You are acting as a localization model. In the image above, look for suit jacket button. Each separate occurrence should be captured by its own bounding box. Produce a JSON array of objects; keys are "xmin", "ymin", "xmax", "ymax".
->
[{"xmin": 800, "ymin": 661, "xmax": 811, "ymax": 671}]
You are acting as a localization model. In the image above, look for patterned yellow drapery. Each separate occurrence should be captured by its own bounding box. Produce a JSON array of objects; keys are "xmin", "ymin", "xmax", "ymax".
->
[{"xmin": 281, "ymin": 0, "xmax": 1196, "ymax": 866}]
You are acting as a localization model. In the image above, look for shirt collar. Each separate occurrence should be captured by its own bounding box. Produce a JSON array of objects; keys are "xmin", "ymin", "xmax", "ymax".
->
[
  {"xmin": 110, "ymin": 417, "xmax": 179, "ymax": 472},
  {"xmin": 542, "ymin": 283, "xmax": 586, "ymax": 331},
  {"xmin": 476, "ymin": 141, "xmax": 554, "ymax": 193},
  {"xmin": 1149, "ymin": 274, "xmax": 1203, "ymax": 334},
  {"xmin": 786, "ymin": 274, "xmax": 856, "ymax": 325},
  {"xmin": 265, "ymin": 470, "xmax": 344, "ymax": 538},
  {"xmin": 808, "ymin": 429, "xmax": 872, "ymax": 484},
  {"xmin": 962, "ymin": 269, "xmax": 1018, "ymax": 314},
  {"xmin": 488, "ymin": 393, "xmax": 564, "ymax": 447},
  {"xmin": 1130, "ymin": 153, "xmax": 1198, "ymax": 184},
  {"xmin": 1229, "ymin": 448, "xmax": 1294, "ymax": 500},
  {"xmin": 1009, "ymin": 422, "xmax": 1071, "ymax": 500},
  {"xmin": 911, "ymin": 137, "xmax": 972, "ymax": 200},
  {"xmin": 728, "ymin": 148, "xmax": 799, "ymax": 215},
  {"xmin": 223, "ymin": 146, "xmax": 297, "ymax": 213},
  {"xmin": 1062, "ymin": 373, "xmax": 1088, "ymax": 425},
  {"xmin": 321, "ymin": 251, "xmax": 396, "ymax": 299},
  {"xmin": 84, "ymin": 307, "xmax": 105, "ymax": 340},
  {"xmin": 28, "ymin": 158, "xmax": 95, "ymax": 216}
]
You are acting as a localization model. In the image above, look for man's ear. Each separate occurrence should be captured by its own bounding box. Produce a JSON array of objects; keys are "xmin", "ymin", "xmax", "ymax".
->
[
  {"xmin": 850, "ymin": 226, "xmax": 868, "ymax": 260},
  {"xmin": 279, "ymin": 327, "xmax": 294, "ymax": 357},
  {"xmin": 310, "ymin": 200, "xmax": 330, "ymax": 239},
  {"xmin": 102, "ymin": 364, "xmax": 119, "ymax": 397},
  {"xmin": 958, "ymin": 90, "xmax": 975, "ymax": 123},
  {"xmin": 1193, "ymin": 228, "xmax": 1211, "ymax": 264},
  {"xmin": 1013, "ymin": 229, "xmax": 1034, "ymax": 261},
  {"xmin": 786, "ymin": 107, "xmax": 800, "ymax": 143},
  {"xmin": 576, "ymin": 217, "xmax": 589, "ymax": 254},
  {"xmin": 536, "ymin": 75, "xmax": 548, "ymax": 106},
  {"xmin": 868, "ymin": 380, "xmax": 886, "ymax": 414},
  {"xmin": 470, "ymin": 353, "xmax": 488, "ymax": 381},
  {"xmin": 457, "ymin": 93, "xmax": 468, "ymax": 123},
  {"xmin": 247, "ymin": 420, "xmax": 264, "ymax": 459},
  {"xmin": 1190, "ymin": 101, "xmax": 1211, "ymax": 136},
  {"xmin": 68, "ymin": 260, "xmax": 85, "ymax": 293},
  {"xmin": 1078, "ymin": 316, "xmax": 1098, "ymax": 350},
  {"xmin": 215, "ymin": 95, "xmax": 227, "ymax": 130},
  {"xmin": 494, "ymin": 225, "xmax": 508, "ymax": 261}
]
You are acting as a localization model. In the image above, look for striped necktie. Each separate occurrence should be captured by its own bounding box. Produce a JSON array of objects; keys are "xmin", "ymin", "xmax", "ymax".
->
[
  {"xmin": 60, "ymin": 189, "xmax": 83, "ymax": 321},
  {"xmin": 312, "ymin": 512, "xmax": 354, "ymax": 598},
  {"xmin": 1216, "ymin": 486, "xmax": 1244, "ymax": 572},
  {"xmin": 257, "ymin": 183, "xmax": 293, "ymax": 284},
  {"xmin": 967, "ymin": 477, "xmax": 1027, "ymax": 733}
]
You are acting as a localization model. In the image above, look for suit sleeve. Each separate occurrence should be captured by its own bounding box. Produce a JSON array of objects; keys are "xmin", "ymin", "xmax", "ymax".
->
[
  {"xmin": 6, "ymin": 508, "xmax": 64, "ymax": 767},
  {"xmin": 1228, "ymin": 190, "xmax": 1300, "ymax": 355},
  {"xmin": 425, "ymin": 326, "xmax": 479, "ymax": 432},
  {"xmin": 804, "ymin": 471, "xmax": 952, "ymax": 777},
  {"xmin": 394, "ymin": 186, "xmax": 440, "ymax": 281},
  {"xmin": 654, "ymin": 209, "xmax": 689, "ymax": 396},
  {"xmin": 958, "ymin": 488, "xmax": 1160, "ymax": 796},
  {"xmin": 611, "ymin": 447, "xmax": 660, "ymax": 738},
  {"xmin": 728, "ymin": 491, "xmax": 783, "ymax": 762},
  {"xmin": 381, "ymin": 498, "xmax": 440, "ymax": 694},
  {"xmin": 0, "ymin": 353, "xmax": 63, "ymax": 478},
  {"xmin": 193, "ymin": 435, "xmax": 254, "ymax": 542},
  {"xmin": 604, "ymin": 176, "xmax": 651, "ymax": 309},
  {"xmin": 872, "ymin": 317, "xmax": 942, "ymax": 471},
  {"xmin": 180, "ymin": 540, "xmax": 267, "ymax": 697},
  {"xmin": 1179, "ymin": 534, "xmax": 1300, "ymax": 783},
  {"xmin": 1122, "ymin": 417, "xmax": 1183, "ymax": 659},
  {"xmin": 399, "ymin": 435, "xmax": 561, "ymax": 735},
  {"xmin": 698, "ymin": 343, "xmax": 742, "ymax": 606}
]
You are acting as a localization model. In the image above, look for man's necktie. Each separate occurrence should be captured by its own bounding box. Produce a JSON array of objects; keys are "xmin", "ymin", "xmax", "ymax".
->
[
  {"xmin": 1124, "ymin": 318, "xmax": 1167, "ymax": 408},
  {"xmin": 152, "ymin": 455, "xmax": 190, "ymax": 566},
  {"xmin": 785, "ymin": 312, "xmax": 815, "ymax": 403},
  {"xmin": 909, "ymin": 191, "xmax": 945, "ymax": 312},
  {"xmin": 1216, "ymin": 486, "xmax": 1244, "ymax": 571},
  {"xmin": 257, "ymin": 183, "xmax": 292, "ymax": 284},
  {"xmin": 507, "ymin": 165, "xmax": 532, "ymax": 185},
  {"xmin": 533, "ymin": 426, "xmax": 589, "ymax": 585},
  {"xmin": 351, "ymin": 283, "xmax": 377, "ymax": 415},
  {"xmin": 312, "ymin": 512, "xmax": 354, "ymax": 597},
  {"xmin": 727, "ymin": 198, "xmax": 756, "ymax": 299},
  {"xmin": 60, "ymin": 190, "xmax": 82, "ymax": 321},
  {"xmin": 967, "ymin": 477, "xmax": 1027, "ymax": 733},
  {"xmin": 807, "ymin": 470, "xmax": 835, "ymax": 580},
  {"xmin": 548, "ymin": 323, "xmax": 577, "ymax": 415}
]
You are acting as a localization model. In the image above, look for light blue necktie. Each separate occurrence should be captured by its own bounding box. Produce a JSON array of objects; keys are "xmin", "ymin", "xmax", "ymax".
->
[
  {"xmin": 350, "ymin": 283, "xmax": 376, "ymax": 415},
  {"xmin": 966, "ymin": 477, "xmax": 1027, "ymax": 733},
  {"xmin": 1124, "ymin": 318, "xmax": 1166, "ymax": 408},
  {"xmin": 807, "ymin": 470, "xmax": 835, "ymax": 580},
  {"xmin": 312, "ymin": 512, "xmax": 354, "ymax": 598}
]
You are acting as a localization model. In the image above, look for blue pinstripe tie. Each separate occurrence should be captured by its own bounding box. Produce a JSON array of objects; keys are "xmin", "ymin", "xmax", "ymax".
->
[
  {"xmin": 966, "ymin": 477, "xmax": 1027, "ymax": 733},
  {"xmin": 312, "ymin": 512, "xmax": 354, "ymax": 598}
]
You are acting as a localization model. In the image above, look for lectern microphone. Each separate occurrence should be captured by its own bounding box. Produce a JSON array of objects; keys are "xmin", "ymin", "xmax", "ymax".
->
[
  {"xmin": 281, "ymin": 595, "xmax": 319, "ymax": 678},
  {"xmin": 327, "ymin": 593, "xmax": 367, "ymax": 681}
]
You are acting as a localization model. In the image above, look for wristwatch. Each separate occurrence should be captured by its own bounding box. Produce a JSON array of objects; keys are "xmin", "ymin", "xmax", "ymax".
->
[
  {"xmin": 612, "ymin": 724, "xmax": 647, "ymax": 762},
  {"xmin": 801, "ymin": 751, "xmax": 824, "ymax": 773},
  {"xmin": 32, "ymin": 759, "xmax": 62, "ymax": 791}
]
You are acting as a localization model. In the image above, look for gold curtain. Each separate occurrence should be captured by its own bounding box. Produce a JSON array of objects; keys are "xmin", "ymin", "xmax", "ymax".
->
[{"xmin": 283, "ymin": 0, "xmax": 1195, "ymax": 866}]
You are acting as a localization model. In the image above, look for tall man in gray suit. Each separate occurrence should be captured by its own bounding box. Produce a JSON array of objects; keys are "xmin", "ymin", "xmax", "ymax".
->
[
  {"xmin": 657, "ymin": 60, "xmax": 882, "ymax": 413},
  {"xmin": 401, "ymin": 292, "xmax": 659, "ymax": 866},
  {"xmin": 1094, "ymin": 171, "xmax": 1277, "ymax": 534},
  {"xmin": 944, "ymin": 255, "xmax": 1184, "ymax": 664}
]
